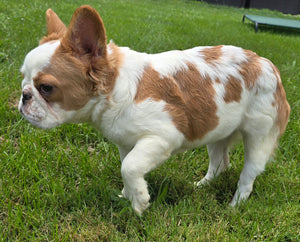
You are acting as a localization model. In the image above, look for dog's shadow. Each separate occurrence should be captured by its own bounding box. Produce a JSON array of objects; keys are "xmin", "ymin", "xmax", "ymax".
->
[
  {"xmin": 56, "ymin": 159, "xmax": 241, "ymax": 218},
  {"xmin": 145, "ymin": 167, "xmax": 240, "ymax": 210}
]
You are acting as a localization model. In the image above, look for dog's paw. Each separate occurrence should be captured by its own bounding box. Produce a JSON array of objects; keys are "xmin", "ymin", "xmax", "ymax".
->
[
  {"xmin": 120, "ymin": 187, "xmax": 150, "ymax": 215},
  {"xmin": 131, "ymin": 191, "xmax": 151, "ymax": 216},
  {"xmin": 230, "ymin": 189, "xmax": 251, "ymax": 207},
  {"xmin": 118, "ymin": 188, "xmax": 128, "ymax": 198},
  {"xmin": 194, "ymin": 178, "xmax": 210, "ymax": 187}
]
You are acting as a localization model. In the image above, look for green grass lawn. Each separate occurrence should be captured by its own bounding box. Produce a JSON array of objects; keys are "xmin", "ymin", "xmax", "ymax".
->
[{"xmin": 1, "ymin": 0, "xmax": 299, "ymax": 240}]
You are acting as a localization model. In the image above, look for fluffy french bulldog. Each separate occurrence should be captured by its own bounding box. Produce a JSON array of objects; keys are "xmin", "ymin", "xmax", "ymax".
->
[{"xmin": 19, "ymin": 6, "xmax": 290, "ymax": 215}]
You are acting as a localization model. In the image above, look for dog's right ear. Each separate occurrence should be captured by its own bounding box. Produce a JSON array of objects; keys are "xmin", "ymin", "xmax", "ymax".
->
[
  {"xmin": 62, "ymin": 6, "xmax": 107, "ymax": 60},
  {"xmin": 39, "ymin": 9, "xmax": 67, "ymax": 45}
]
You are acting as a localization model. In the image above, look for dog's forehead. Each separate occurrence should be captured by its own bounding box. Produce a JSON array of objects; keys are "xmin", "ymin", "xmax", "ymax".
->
[{"xmin": 21, "ymin": 41, "xmax": 60, "ymax": 85}]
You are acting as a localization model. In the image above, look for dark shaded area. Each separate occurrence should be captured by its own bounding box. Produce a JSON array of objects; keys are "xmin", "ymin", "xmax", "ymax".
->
[{"xmin": 200, "ymin": 0, "xmax": 300, "ymax": 15}]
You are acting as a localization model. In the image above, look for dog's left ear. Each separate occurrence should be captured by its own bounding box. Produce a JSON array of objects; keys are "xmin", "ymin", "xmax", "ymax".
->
[
  {"xmin": 46, "ymin": 9, "xmax": 67, "ymax": 38},
  {"xmin": 39, "ymin": 9, "xmax": 67, "ymax": 44},
  {"xmin": 63, "ymin": 5, "xmax": 107, "ymax": 61}
]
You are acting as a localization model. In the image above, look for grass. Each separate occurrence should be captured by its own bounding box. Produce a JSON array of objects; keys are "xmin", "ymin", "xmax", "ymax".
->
[{"xmin": 0, "ymin": 0, "xmax": 299, "ymax": 240}]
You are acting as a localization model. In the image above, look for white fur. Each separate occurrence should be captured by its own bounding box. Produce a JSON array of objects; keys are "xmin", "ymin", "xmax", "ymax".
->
[
  {"xmin": 20, "ymin": 41, "xmax": 60, "ymax": 88},
  {"xmin": 20, "ymin": 42, "xmax": 282, "ymax": 215},
  {"xmin": 19, "ymin": 41, "xmax": 64, "ymax": 128}
]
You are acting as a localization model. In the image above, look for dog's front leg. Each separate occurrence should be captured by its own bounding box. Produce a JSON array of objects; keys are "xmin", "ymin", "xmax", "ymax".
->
[{"xmin": 120, "ymin": 136, "xmax": 173, "ymax": 215}]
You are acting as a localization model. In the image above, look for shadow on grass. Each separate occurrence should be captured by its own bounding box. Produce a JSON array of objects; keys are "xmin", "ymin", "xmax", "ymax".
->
[
  {"xmin": 146, "ymin": 167, "xmax": 240, "ymax": 208},
  {"xmin": 38, "ymin": 167, "xmax": 244, "ymax": 239},
  {"xmin": 45, "ymin": 165, "xmax": 241, "ymax": 229},
  {"xmin": 201, "ymin": 168, "xmax": 240, "ymax": 204}
]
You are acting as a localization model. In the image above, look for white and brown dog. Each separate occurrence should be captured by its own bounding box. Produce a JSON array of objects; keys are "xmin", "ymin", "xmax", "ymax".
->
[{"xmin": 19, "ymin": 6, "xmax": 290, "ymax": 215}]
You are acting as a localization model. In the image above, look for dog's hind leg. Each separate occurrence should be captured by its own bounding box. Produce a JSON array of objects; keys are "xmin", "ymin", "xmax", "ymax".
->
[
  {"xmin": 196, "ymin": 132, "xmax": 240, "ymax": 186},
  {"xmin": 230, "ymin": 126, "xmax": 279, "ymax": 206}
]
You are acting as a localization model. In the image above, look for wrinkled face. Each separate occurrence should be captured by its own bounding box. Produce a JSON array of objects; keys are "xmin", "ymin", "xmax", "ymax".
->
[
  {"xmin": 19, "ymin": 41, "xmax": 65, "ymax": 129},
  {"xmin": 18, "ymin": 40, "xmax": 98, "ymax": 129},
  {"xmin": 18, "ymin": 6, "xmax": 111, "ymax": 129}
]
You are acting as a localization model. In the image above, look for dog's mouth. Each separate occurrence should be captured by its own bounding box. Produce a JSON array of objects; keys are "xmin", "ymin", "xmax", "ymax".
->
[
  {"xmin": 19, "ymin": 96, "xmax": 65, "ymax": 130},
  {"xmin": 19, "ymin": 103, "xmax": 46, "ymax": 123}
]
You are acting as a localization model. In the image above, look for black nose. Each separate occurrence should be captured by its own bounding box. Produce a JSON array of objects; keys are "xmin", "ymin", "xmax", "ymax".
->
[{"xmin": 22, "ymin": 91, "xmax": 32, "ymax": 104}]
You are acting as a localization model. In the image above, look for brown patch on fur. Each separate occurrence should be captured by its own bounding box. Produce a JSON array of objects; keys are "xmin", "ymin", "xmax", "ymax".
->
[
  {"xmin": 34, "ymin": 62, "xmax": 94, "ymax": 111},
  {"xmin": 274, "ymin": 83, "xmax": 290, "ymax": 135},
  {"xmin": 35, "ymin": 43, "xmax": 120, "ymax": 111},
  {"xmin": 215, "ymin": 78, "xmax": 221, "ymax": 84},
  {"xmin": 270, "ymin": 64, "xmax": 290, "ymax": 135},
  {"xmin": 105, "ymin": 43, "xmax": 123, "ymax": 95},
  {"xmin": 135, "ymin": 64, "xmax": 219, "ymax": 141},
  {"xmin": 39, "ymin": 33, "xmax": 61, "ymax": 45},
  {"xmin": 201, "ymin": 45, "xmax": 223, "ymax": 64},
  {"xmin": 239, "ymin": 50, "xmax": 262, "ymax": 89},
  {"xmin": 223, "ymin": 76, "xmax": 242, "ymax": 103}
]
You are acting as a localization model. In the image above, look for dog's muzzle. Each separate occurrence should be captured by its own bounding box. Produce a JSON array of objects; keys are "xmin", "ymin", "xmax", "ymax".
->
[{"xmin": 22, "ymin": 90, "xmax": 32, "ymax": 105}]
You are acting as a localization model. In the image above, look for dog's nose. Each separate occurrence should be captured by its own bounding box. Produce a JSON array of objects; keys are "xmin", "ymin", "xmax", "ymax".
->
[{"xmin": 22, "ymin": 91, "xmax": 32, "ymax": 104}]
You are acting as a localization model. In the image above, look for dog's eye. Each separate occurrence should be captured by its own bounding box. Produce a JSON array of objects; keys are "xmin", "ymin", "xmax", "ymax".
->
[{"xmin": 39, "ymin": 84, "xmax": 53, "ymax": 95}]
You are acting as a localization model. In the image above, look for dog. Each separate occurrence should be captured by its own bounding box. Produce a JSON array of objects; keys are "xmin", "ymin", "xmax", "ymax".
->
[{"xmin": 19, "ymin": 5, "xmax": 290, "ymax": 215}]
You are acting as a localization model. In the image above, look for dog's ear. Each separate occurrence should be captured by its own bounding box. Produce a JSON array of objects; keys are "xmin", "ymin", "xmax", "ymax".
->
[
  {"xmin": 63, "ymin": 5, "xmax": 107, "ymax": 60},
  {"xmin": 40, "ymin": 9, "xmax": 67, "ymax": 44},
  {"xmin": 46, "ymin": 9, "xmax": 67, "ymax": 37}
]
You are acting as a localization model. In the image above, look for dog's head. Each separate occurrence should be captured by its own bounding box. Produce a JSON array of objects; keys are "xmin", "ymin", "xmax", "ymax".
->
[{"xmin": 19, "ymin": 6, "xmax": 114, "ymax": 128}]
